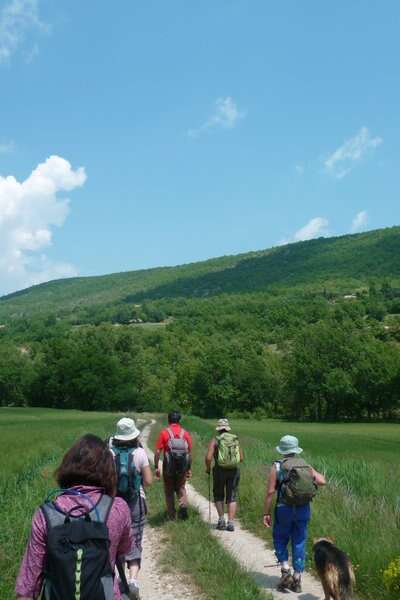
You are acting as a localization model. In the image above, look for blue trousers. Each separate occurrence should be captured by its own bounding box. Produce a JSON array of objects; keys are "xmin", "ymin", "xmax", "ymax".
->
[{"xmin": 273, "ymin": 504, "xmax": 311, "ymax": 572}]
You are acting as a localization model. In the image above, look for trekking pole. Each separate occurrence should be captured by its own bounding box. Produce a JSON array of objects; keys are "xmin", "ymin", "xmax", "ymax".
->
[{"xmin": 208, "ymin": 471, "xmax": 211, "ymax": 523}]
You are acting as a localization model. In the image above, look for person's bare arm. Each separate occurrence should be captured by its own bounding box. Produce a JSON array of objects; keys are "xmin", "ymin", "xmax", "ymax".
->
[
  {"xmin": 240, "ymin": 447, "xmax": 244, "ymax": 462},
  {"xmin": 154, "ymin": 449, "xmax": 161, "ymax": 478},
  {"xmin": 205, "ymin": 439, "xmax": 215, "ymax": 473},
  {"xmin": 142, "ymin": 465, "xmax": 153, "ymax": 486},
  {"xmin": 312, "ymin": 468, "xmax": 326, "ymax": 486},
  {"xmin": 263, "ymin": 465, "xmax": 277, "ymax": 528}
]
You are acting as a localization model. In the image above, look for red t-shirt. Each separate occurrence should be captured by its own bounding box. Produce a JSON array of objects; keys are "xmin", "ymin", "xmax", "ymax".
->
[{"xmin": 156, "ymin": 423, "xmax": 193, "ymax": 453}]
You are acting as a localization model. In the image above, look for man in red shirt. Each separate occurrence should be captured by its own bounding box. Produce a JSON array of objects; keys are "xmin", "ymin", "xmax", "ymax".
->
[{"xmin": 154, "ymin": 411, "xmax": 192, "ymax": 520}]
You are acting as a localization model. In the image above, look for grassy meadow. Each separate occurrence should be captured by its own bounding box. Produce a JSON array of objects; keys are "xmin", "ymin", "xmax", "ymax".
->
[
  {"xmin": 3, "ymin": 409, "xmax": 400, "ymax": 600},
  {"xmin": 0, "ymin": 407, "xmax": 130, "ymax": 599},
  {"xmin": 179, "ymin": 416, "xmax": 400, "ymax": 600}
]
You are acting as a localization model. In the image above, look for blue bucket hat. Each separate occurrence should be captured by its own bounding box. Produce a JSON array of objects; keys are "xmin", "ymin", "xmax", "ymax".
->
[{"xmin": 276, "ymin": 435, "xmax": 303, "ymax": 455}]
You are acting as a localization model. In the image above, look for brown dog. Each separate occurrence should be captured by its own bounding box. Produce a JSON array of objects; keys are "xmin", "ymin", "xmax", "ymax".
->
[{"xmin": 313, "ymin": 537, "xmax": 355, "ymax": 600}]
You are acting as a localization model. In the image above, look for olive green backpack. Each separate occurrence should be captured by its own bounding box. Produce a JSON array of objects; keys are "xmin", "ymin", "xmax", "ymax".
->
[{"xmin": 278, "ymin": 457, "xmax": 318, "ymax": 506}]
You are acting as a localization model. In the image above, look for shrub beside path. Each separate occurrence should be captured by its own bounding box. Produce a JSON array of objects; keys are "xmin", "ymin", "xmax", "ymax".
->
[{"xmin": 142, "ymin": 421, "xmax": 324, "ymax": 600}]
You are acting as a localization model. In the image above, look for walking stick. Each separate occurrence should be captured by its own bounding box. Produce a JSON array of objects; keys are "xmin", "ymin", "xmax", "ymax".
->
[{"xmin": 208, "ymin": 471, "xmax": 211, "ymax": 523}]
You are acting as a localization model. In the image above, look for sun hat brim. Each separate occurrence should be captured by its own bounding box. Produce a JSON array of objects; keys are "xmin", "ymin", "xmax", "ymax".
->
[
  {"xmin": 114, "ymin": 428, "xmax": 140, "ymax": 441},
  {"xmin": 276, "ymin": 445, "xmax": 303, "ymax": 455}
]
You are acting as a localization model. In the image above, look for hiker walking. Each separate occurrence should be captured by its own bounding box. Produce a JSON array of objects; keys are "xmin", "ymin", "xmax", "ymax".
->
[
  {"xmin": 205, "ymin": 418, "xmax": 243, "ymax": 532},
  {"xmin": 263, "ymin": 434, "xmax": 326, "ymax": 593},
  {"xmin": 154, "ymin": 411, "xmax": 192, "ymax": 520},
  {"xmin": 16, "ymin": 434, "xmax": 133, "ymax": 600},
  {"xmin": 110, "ymin": 417, "xmax": 153, "ymax": 599}
]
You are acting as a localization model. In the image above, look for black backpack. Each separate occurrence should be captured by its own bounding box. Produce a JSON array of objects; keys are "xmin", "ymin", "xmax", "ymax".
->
[{"xmin": 40, "ymin": 491, "xmax": 114, "ymax": 600}]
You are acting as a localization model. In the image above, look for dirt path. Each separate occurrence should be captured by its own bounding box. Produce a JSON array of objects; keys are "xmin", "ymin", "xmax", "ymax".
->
[
  {"xmin": 125, "ymin": 421, "xmax": 202, "ymax": 600},
  {"xmin": 137, "ymin": 524, "xmax": 201, "ymax": 599},
  {"xmin": 142, "ymin": 421, "xmax": 324, "ymax": 600}
]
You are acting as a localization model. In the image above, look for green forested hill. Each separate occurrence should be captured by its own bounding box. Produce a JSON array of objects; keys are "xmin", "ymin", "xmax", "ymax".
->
[
  {"xmin": 1, "ymin": 226, "xmax": 399, "ymax": 319},
  {"xmin": 0, "ymin": 226, "xmax": 400, "ymax": 421}
]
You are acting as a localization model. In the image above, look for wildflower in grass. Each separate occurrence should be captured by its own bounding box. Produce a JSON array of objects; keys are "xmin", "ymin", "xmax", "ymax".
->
[{"xmin": 383, "ymin": 557, "xmax": 400, "ymax": 592}]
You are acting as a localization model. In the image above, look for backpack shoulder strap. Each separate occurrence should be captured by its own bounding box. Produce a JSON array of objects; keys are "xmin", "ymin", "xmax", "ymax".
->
[
  {"xmin": 95, "ymin": 495, "xmax": 114, "ymax": 523},
  {"xmin": 166, "ymin": 427, "xmax": 175, "ymax": 439},
  {"xmin": 179, "ymin": 428, "xmax": 185, "ymax": 439},
  {"xmin": 41, "ymin": 501, "xmax": 66, "ymax": 530}
]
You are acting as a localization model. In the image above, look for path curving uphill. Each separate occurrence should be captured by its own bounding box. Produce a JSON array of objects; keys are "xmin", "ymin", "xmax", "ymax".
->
[{"xmin": 141, "ymin": 420, "xmax": 324, "ymax": 600}]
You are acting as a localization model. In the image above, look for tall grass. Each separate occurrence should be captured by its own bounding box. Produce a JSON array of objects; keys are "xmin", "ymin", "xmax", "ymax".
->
[
  {"xmin": 0, "ymin": 408, "xmax": 122, "ymax": 599},
  {"xmin": 183, "ymin": 416, "xmax": 400, "ymax": 600}
]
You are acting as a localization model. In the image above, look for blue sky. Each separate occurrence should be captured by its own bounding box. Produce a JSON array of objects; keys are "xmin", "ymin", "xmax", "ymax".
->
[{"xmin": 0, "ymin": 1, "xmax": 399, "ymax": 294}]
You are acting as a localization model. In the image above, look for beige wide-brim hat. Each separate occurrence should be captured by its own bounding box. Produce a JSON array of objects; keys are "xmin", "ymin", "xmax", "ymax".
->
[
  {"xmin": 276, "ymin": 434, "xmax": 303, "ymax": 455},
  {"xmin": 216, "ymin": 418, "xmax": 231, "ymax": 431},
  {"xmin": 114, "ymin": 417, "xmax": 141, "ymax": 441}
]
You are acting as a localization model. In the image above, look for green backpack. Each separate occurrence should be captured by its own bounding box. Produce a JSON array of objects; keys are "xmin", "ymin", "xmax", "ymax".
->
[
  {"xmin": 216, "ymin": 432, "xmax": 241, "ymax": 468},
  {"xmin": 278, "ymin": 457, "xmax": 318, "ymax": 506}
]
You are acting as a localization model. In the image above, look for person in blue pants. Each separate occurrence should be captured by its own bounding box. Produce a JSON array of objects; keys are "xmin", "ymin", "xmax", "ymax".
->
[{"xmin": 263, "ymin": 435, "xmax": 326, "ymax": 592}]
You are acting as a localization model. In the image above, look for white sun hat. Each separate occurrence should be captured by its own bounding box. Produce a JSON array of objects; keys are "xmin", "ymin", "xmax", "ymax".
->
[
  {"xmin": 114, "ymin": 417, "xmax": 141, "ymax": 441},
  {"xmin": 216, "ymin": 418, "xmax": 231, "ymax": 431}
]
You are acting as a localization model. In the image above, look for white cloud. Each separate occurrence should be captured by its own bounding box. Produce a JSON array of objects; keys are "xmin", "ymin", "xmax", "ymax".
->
[
  {"xmin": 278, "ymin": 217, "xmax": 329, "ymax": 246},
  {"xmin": 188, "ymin": 96, "xmax": 246, "ymax": 137},
  {"xmin": 0, "ymin": 155, "xmax": 86, "ymax": 295},
  {"xmin": 0, "ymin": 0, "xmax": 47, "ymax": 65},
  {"xmin": 293, "ymin": 217, "xmax": 329, "ymax": 241},
  {"xmin": 351, "ymin": 210, "xmax": 368, "ymax": 233},
  {"xmin": 0, "ymin": 140, "xmax": 15, "ymax": 153},
  {"xmin": 324, "ymin": 127, "xmax": 382, "ymax": 178}
]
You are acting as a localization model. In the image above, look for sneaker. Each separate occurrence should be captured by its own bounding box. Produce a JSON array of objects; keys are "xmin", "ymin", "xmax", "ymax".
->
[
  {"xmin": 290, "ymin": 575, "xmax": 302, "ymax": 593},
  {"xmin": 128, "ymin": 579, "xmax": 140, "ymax": 600},
  {"xmin": 178, "ymin": 506, "xmax": 188, "ymax": 520},
  {"xmin": 277, "ymin": 569, "xmax": 293, "ymax": 592},
  {"xmin": 226, "ymin": 520, "xmax": 235, "ymax": 532},
  {"xmin": 216, "ymin": 517, "xmax": 226, "ymax": 530}
]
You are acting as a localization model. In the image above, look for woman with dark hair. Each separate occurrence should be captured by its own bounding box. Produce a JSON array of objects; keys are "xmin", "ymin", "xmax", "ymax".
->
[
  {"xmin": 110, "ymin": 418, "xmax": 152, "ymax": 599},
  {"xmin": 16, "ymin": 434, "xmax": 133, "ymax": 600}
]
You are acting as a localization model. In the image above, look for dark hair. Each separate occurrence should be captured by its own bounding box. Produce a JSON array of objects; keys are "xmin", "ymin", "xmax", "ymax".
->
[
  {"xmin": 111, "ymin": 437, "xmax": 140, "ymax": 449},
  {"xmin": 55, "ymin": 434, "xmax": 116, "ymax": 496},
  {"xmin": 168, "ymin": 411, "xmax": 181, "ymax": 424}
]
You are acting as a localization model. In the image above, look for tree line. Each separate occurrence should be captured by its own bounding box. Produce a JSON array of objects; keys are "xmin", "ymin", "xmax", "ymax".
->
[{"xmin": 1, "ymin": 284, "xmax": 400, "ymax": 421}]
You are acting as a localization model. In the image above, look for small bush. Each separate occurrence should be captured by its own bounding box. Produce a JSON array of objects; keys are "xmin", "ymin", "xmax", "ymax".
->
[{"xmin": 383, "ymin": 558, "xmax": 400, "ymax": 593}]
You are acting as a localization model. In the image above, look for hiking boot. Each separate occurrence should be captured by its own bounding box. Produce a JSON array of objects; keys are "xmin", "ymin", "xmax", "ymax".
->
[
  {"xmin": 226, "ymin": 520, "xmax": 235, "ymax": 532},
  {"xmin": 277, "ymin": 569, "xmax": 293, "ymax": 592},
  {"xmin": 128, "ymin": 579, "xmax": 140, "ymax": 599},
  {"xmin": 216, "ymin": 517, "xmax": 226, "ymax": 530},
  {"xmin": 290, "ymin": 574, "xmax": 302, "ymax": 593},
  {"xmin": 178, "ymin": 506, "xmax": 188, "ymax": 520}
]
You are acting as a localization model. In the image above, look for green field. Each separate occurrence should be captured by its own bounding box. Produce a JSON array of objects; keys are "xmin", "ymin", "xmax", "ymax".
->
[
  {"xmin": 3, "ymin": 409, "xmax": 400, "ymax": 600},
  {"xmin": 0, "ymin": 407, "xmax": 129, "ymax": 598},
  {"xmin": 181, "ymin": 416, "xmax": 400, "ymax": 600}
]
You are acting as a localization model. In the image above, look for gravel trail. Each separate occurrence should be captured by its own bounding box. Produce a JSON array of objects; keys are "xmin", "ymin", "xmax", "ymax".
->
[{"xmin": 141, "ymin": 420, "xmax": 324, "ymax": 600}]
